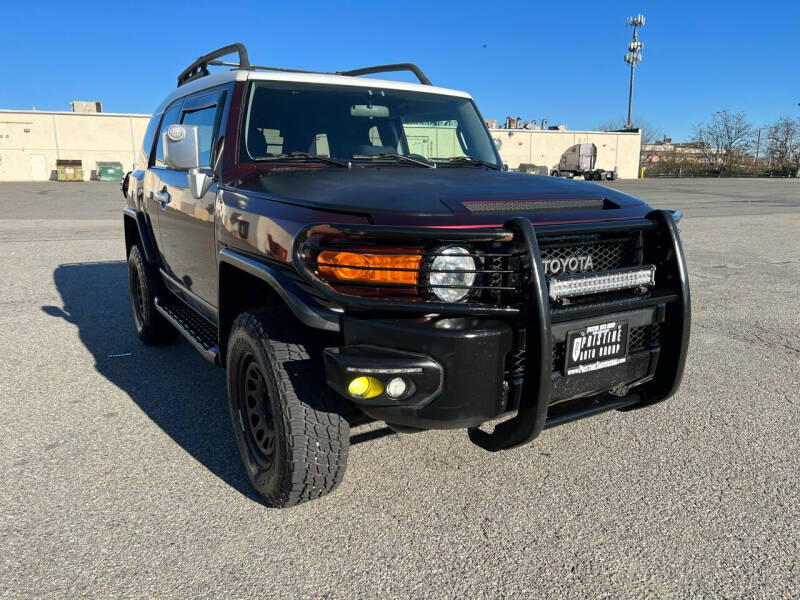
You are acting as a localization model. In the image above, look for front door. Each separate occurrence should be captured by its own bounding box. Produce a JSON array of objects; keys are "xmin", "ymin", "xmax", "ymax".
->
[{"xmin": 152, "ymin": 88, "xmax": 228, "ymax": 308}]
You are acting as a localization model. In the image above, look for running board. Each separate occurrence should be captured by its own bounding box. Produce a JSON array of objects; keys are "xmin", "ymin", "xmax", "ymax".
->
[{"xmin": 154, "ymin": 296, "xmax": 220, "ymax": 365}]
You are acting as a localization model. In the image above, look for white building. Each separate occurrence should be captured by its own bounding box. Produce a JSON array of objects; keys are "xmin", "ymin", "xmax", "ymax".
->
[
  {"xmin": 0, "ymin": 109, "xmax": 149, "ymax": 181},
  {"xmin": 489, "ymin": 126, "xmax": 643, "ymax": 179}
]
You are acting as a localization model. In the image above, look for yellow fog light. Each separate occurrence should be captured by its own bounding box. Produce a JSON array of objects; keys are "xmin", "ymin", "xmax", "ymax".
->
[{"xmin": 348, "ymin": 376, "xmax": 384, "ymax": 399}]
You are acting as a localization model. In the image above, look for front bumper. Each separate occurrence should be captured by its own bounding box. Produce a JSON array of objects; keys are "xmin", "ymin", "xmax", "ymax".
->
[
  {"xmin": 319, "ymin": 211, "xmax": 690, "ymax": 449},
  {"xmin": 327, "ymin": 316, "xmax": 512, "ymax": 429}
]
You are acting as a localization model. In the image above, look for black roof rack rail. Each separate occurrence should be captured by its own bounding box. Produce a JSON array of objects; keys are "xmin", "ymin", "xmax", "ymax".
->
[
  {"xmin": 336, "ymin": 63, "xmax": 432, "ymax": 86},
  {"xmin": 178, "ymin": 43, "xmax": 433, "ymax": 87},
  {"xmin": 177, "ymin": 43, "xmax": 250, "ymax": 87},
  {"xmin": 208, "ymin": 61, "xmax": 321, "ymax": 76}
]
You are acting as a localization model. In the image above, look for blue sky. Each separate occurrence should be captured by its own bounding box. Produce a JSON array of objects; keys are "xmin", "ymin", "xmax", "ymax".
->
[{"xmin": 1, "ymin": 0, "xmax": 797, "ymax": 141}]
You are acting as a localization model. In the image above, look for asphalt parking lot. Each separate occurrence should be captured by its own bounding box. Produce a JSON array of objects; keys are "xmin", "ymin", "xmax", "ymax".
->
[{"xmin": 1, "ymin": 178, "xmax": 798, "ymax": 599}]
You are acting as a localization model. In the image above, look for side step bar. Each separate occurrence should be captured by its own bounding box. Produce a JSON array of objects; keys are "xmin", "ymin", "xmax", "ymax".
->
[{"xmin": 154, "ymin": 296, "xmax": 219, "ymax": 365}]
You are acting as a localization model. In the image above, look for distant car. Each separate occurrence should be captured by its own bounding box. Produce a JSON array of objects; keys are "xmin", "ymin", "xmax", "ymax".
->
[
  {"xmin": 122, "ymin": 43, "xmax": 690, "ymax": 507},
  {"xmin": 518, "ymin": 163, "xmax": 549, "ymax": 175}
]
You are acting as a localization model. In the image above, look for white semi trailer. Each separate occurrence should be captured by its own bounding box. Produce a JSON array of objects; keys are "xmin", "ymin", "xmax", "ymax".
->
[{"xmin": 551, "ymin": 143, "xmax": 617, "ymax": 181}]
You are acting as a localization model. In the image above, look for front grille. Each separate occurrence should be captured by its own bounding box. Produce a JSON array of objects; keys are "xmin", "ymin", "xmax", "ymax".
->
[
  {"xmin": 552, "ymin": 342, "xmax": 566, "ymax": 372},
  {"xmin": 506, "ymin": 323, "xmax": 662, "ymax": 378},
  {"xmin": 539, "ymin": 235, "xmax": 638, "ymax": 274},
  {"xmin": 486, "ymin": 253, "xmax": 505, "ymax": 289},
  {"xmin": 505, "ymin": 348, "xmax": 526, "ymax": 378},
  {"xmin": 629, "ymin": 323, "xmax": 661, "ymax": 351}
]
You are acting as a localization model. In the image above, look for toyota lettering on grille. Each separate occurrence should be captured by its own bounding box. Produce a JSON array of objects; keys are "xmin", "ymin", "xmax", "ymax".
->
[{"xmin": 543, "ymin": 255, "xmax": 594, "ymax": 276}]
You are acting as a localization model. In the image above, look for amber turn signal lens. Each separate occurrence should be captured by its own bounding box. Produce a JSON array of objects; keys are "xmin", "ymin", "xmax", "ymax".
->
[{"xmin": 318, "ymin": 250, "xmax": 422, "ymax": 284}]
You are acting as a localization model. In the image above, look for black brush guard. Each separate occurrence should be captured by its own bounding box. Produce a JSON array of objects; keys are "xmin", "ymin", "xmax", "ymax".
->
[{"xmin": 293, "ymin": 210, "xmax": 691, "ymax": 451}]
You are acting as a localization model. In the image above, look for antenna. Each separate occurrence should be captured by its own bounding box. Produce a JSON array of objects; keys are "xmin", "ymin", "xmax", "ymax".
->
[{"xmin": 624, "ymin": 14, "xmax": 646, "ymax": 129}]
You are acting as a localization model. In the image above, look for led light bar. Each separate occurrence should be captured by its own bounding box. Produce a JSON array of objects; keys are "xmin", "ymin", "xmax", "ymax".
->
[{"xmin": 548, "ymin": 265, "xmax": 656, "ymax": 301}]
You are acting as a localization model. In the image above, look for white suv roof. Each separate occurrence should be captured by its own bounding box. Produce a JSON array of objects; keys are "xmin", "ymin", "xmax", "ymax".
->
[{"xmin": 154, "ymin": 43, "xmax": 471, "ymax": 114}]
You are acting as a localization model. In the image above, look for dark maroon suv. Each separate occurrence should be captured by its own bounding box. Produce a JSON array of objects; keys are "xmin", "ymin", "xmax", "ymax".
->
[{"xmin": 122, "ymin": 44, "xmax": 690, "ymax": 507}]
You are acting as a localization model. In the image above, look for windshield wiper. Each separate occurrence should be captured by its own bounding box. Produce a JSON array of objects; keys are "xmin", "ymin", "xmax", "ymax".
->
[
  {"xmin": 351, "ymin": 153, "xmax": 435, "ymax": 168},
  {"xmin": 434, "ymin": 156, "xmax": 502, "ymax": 170},
  {"xmin": 259, "ymin": 152, "xmax": 348, "ymax": 167}
]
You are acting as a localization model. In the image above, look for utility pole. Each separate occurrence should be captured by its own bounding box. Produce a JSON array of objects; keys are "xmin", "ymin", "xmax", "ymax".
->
[
  {"xmin": 754, "ymin": 127, "xmax": 763, "ymax": 163},
  {"xmin": 624, "ymin": 14, "xmax": 645, "ymax": 130}
]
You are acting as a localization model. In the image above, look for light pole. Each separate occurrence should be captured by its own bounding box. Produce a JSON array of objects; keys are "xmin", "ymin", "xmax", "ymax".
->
[{"xmin": 624, "ymin": 14, "xmax": 645, "ymax": 130}]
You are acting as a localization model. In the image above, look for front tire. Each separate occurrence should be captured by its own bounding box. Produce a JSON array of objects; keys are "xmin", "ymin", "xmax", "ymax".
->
[
  {"xmin": 127, "ymin": 244, "xmax": 177, "ymax": 345},
  {"xmin": 226, "ymin": 307, "xmax": 350, "ymax": 507}
]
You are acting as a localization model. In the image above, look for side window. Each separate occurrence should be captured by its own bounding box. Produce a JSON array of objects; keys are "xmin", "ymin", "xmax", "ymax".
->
[
  {"xmin": 181, "ymin": 105, "xmax": 219, "ymax": 167},
  {"xmin": 141, "ymin": 115, "xmax": 160, "ymax": 164},
  {"xmin": 153, "ymin": 101, "xmax": 184, "ymax": 167}
]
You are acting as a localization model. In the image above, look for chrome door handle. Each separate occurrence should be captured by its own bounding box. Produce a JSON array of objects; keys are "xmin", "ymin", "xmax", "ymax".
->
[{"xmin": 154, "ymin": 190, "xmax": 171, "ymax": 208}]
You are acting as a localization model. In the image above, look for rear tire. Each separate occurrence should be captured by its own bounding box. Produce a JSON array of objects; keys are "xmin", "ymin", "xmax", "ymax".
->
[
  {"xmin": 551, "ymin": 170, "xmax": 560, "ymax": 177},
  {"xmin": 127, "ymin": 244, "xmax": 177, "ymax": 345},
  {"xmin": 226, "ymin": 307, "xmax": 350, "ymax": 507}
]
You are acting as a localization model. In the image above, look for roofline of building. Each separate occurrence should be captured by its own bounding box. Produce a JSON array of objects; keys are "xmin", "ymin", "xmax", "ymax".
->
[
  {"xmin": 0, "ymin": 109, "xmax": 151, "ymax": 118},
  {"xmin": 488, "ymin": 127, "xmax": 641, "ymax": 135}
]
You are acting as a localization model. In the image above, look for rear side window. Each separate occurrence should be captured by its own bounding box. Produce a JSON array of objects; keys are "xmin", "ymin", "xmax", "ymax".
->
[
  {"xmin": 181, "ymin": 105, "xmax": 218, "ymax": 167},
  {"xmin": 152, "ymin": 100, "xmax": 184, "ymax": 167}
]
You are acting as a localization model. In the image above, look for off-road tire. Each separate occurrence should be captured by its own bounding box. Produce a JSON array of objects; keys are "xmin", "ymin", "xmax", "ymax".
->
[
  {"xmin": 127, "ymin": 244, "xmax": 177, "ymax": 345},
  {"xmin": 226, "ymin": 307, "xmax": 350, "ymax": 507}
]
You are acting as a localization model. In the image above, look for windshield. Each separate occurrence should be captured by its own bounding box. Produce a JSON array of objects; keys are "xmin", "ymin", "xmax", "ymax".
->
[{"xmin": 239, "ymin": 81, "xmax": 501, "ymax": 167}]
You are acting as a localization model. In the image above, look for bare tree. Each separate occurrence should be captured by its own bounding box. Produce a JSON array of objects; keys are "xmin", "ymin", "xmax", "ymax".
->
[
  {"xmin": 691, "ymin": 110, "xmax": 755, "ymax": 174},
  {"xmin": 597, "ymin": 116, "xmax": 662, "ymax": 145},
  {"xmin": 597, "ymin": 116, "xmax": 663, "ymax": 168},
  {"xmin": 765, "ymin": 115, "xmax": 800, "ymax": 175}
]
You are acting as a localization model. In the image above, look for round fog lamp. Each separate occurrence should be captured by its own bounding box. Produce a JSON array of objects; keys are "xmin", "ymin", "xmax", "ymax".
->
[
  {"xmin": 348, "ymin": 376, "xmax": 383, "ymax": 399},
  {"xmin": 385, "ymin": 377, "xmax": 408, "ymax": 399},
  {"xmin": 428, "ymin": 246, "xmax": 477, "ymax": 302}
]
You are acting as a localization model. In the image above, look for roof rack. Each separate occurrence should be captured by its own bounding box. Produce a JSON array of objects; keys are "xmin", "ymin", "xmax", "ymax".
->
[
  {"xmin": 177, "ymin": 43, "xmax": 433, "ymax": 88},
  {"xmin": 177, "ymin": 43, "xmax": 250, "ymax": 87},
  {"xmin": 336, "ymin": 63, "xmax": 432, "ymax": 86}
]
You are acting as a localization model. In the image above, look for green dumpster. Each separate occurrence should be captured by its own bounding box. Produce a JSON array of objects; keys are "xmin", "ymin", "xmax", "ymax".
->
[{"xmin": 97, "ymin": 161, "xmax": 124, "ymax": 181}]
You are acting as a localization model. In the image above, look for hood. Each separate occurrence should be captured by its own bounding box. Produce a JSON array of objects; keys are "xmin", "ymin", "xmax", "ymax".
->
[{"xmin": 236, "ymin": 167, "xmax": 651, "ymax": 224}]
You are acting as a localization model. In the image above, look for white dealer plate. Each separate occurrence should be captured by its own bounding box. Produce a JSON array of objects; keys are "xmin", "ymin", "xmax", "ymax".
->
[{"xmin": 564, "ymin": 320, "xmax": 628, "ymax": 376}]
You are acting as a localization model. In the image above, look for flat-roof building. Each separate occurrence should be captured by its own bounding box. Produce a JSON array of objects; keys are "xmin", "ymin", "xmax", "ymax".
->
[{"xmin": 0, "ymin": 109, "xmax": 149, "ymax": 181}]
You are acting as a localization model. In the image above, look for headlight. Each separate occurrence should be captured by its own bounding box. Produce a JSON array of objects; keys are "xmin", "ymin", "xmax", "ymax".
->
[{"xmin": 428, "ymin": 246, "xmax": 477, "ymax": 302}]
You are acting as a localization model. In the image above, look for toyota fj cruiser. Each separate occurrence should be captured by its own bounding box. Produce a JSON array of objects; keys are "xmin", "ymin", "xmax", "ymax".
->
[{"xmin": 122, "ymin": 43, "xmax": 690, "ymax": 507}]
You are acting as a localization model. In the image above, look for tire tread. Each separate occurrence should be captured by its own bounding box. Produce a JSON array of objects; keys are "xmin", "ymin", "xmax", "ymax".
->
[{"xmin": 228, "ymin": 307, "xmax": 349, "ymax": 507}]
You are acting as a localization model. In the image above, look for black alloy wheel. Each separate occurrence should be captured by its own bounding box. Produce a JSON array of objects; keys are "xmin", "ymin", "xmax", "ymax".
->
[
  {"xmin": 127, "ymin": 243, "xmax": 177, "ymax": 345},
  {"xmin": 238, "ymin": 354, "xmax": 276, "ymax": 469}
]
